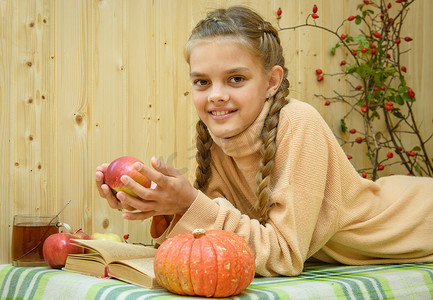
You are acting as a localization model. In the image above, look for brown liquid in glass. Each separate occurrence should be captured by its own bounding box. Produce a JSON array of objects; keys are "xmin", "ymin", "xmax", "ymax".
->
[{"xmin": 12, "ymin": 223, "xmax": 58, "ymax": 262}]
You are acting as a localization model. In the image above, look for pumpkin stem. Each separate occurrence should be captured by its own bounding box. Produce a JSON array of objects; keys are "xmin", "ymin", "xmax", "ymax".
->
[{"xmin": 192, "ymin": 228, "xmax": 206, "ymax": 238}]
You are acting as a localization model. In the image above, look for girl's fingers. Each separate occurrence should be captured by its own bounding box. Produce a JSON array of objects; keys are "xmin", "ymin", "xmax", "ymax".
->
[
  {"xmin": 101, "ymin": 184, "xmax": 123, "ymax": 209},
  {"xmin": 150, "ymin": 157, "xmax": 182, "ymax": 177},
  {"xmin": 133, "ymin": 163, "xmax": 169, "ymax": 189},
  {"xmin": 117, "ymin": 190, "xmax": 155, "ymax": 212},
  {"xmin": 122, "ymin": 210, "xmax": 156, "ymax": 220},
  {"xmin": 96, "ymin": 163, "xmax": 109, "ymax": 173}
]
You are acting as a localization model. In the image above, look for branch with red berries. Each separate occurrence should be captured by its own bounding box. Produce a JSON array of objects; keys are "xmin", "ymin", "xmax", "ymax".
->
[{"xmin": 276, "ymin": 1, "xmax": 432, "ymax": 179}]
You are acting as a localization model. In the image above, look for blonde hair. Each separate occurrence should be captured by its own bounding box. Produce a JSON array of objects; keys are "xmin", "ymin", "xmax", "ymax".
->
[{"xmin": 187, "ymin": 6, "xmax": 290, "ymax": 225}]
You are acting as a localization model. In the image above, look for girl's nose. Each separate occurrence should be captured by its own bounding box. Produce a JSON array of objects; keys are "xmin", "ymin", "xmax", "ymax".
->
[{"xmin": 208, "ymin": 85, "xmax": 229, "ymax": 103}]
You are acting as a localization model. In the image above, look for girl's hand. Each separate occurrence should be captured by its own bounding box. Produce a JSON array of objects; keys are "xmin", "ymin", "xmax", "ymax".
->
[
  {"xmin": 115, "ymin": 157, "xmax": 198, "ymax": 220},
  {"xmin": 95, "ymin": 163, "xmax": 135, "ymax": 211}
]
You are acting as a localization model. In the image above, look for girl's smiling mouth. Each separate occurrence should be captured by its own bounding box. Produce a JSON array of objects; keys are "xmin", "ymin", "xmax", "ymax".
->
[{"xmin": 209, "ymin": 109, "xmax": 238, "ymax": 119}]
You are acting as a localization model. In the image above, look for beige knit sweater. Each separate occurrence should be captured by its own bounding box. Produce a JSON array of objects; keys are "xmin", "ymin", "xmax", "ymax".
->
[{"xmin": 152, "ymin": 98, "xmax": 433, "ymax": 277}]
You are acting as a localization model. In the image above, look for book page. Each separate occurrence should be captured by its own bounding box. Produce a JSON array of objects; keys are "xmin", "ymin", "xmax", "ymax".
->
[
  {"xmin": 64, "ymin": 253, "xmax": 107, "ymax": 277},
  {"xmin": 73, "ymin": 239, "xmax": 157, "ymax": 263},
  {"xmin": 108, "ymin": 257, "xmax": 160, "ymax": 288}
]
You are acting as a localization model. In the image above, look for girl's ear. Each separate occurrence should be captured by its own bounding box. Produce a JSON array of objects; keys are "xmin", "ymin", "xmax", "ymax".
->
[{"xmin": 266, "ymin": 65, "xmax": 284, "ymax": 96}]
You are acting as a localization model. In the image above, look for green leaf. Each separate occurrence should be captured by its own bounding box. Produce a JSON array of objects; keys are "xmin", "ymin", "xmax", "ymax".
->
[
  {"xmin": 412, "ymin": 146, "xmax": 421, "ymax": 152},
  {"xmin": 396, "ymin": 95, "xmax": 404, "ymax": 105},
  {"xmin": 403, "ymin": 93, "xmax": 415, "ymax": 102},
  {"xmin": 355, "ymin": 15, "xmax": 362, "ymax": 25},
  {"xmin": 392, "ymin": 110, "xmax": 404, "ymax": 119},
  {"xmin": 353, "ymin": 34, "xmax": 367, "ymax": 45},
  {"xmin": 399, "ymin": 75, "xmax": 407, "ymax": 86},
  {"xmin": 331, "ymin": 44, "xmax": 340, "ymax": 55},
  {"xmin": 358, "ymin": 64, "xmax": 370, "ymax": 78},
  {"xmin": 384, "ymin": 68, "xmax": 396, "ymax": 77},
  {"xmin": 340, "ymin": 119, "xmax": 348, "ymax": 133},
  {"xmin": 414, "ymin": 164, "xmax": 422, "ymax": 175},
  {"xmin": 398, "ymin": 85, "xmax": 408, "ymax": 94},
  {"xmin": 346, "ymin": 65, "xmax": 357, "ymax": 74}
]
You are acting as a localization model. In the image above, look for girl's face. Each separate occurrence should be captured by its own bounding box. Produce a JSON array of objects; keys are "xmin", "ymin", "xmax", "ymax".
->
[{"xmin": 189, "ymin": 38, "xmax": 275, "ymax": 138}]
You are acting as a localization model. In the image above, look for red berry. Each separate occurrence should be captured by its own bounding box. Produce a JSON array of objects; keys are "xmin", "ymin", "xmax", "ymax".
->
[
  {"xmin": 410, "ymin": 151, "xmax": 416, "ymax": 157},
  {"xmin": 313, "ymin": 4, "xmax": 318, "ymax": 13},
  {"xmin": 407, "ymin": 88, "xmax": 415, "ymax": 98},
  {"xmin": 370, "ymin": 48, "xmax": 376, "ymax": 55},
  {"xmin": 373, "ymin": 32, "xmax": 382, "ymax": 38},
  {"xmin": 325, "ymin": 100, "xmax": 331, "ymax": 106},
  {"xmin": 340, "ymin": 60, "xmax": 346, "ymax": 66},
  {"xmin": 386, "ymin": 101, "xmax": 393, "ymax": 106},
  {"xmin": 374, "ymin": 87, "xmax": 379, "ymax": 92},
  {"xmin": 385, "ymin": 105, "xmax": 392, "ymax": 111},
  {"xmin": 312, "ymin": 13, "xmax": 319, "ymax": 19},
  {"xmin": 340, "ymin": 34, "xmax": 346, "ymax": 40},
  {"xmin": 356, "ymin": 85, "xmax": 362, "ymax": 90},
  {"xmin": 316, "ymin": 68, "xmax": 323, "ymax": 75},
  {"xmin": 388, "ymin": 3, "xmax": 392, "ymax": 9},
  {"xmin": 401, "ymin": 66, "xmax": 407, "ymax": 72},
  {"xmin": 380, "ymin": 13, "xmax": 385, "ymax": 20},
  {"xmin": 349, "ymin": 128, "xmax": 357, "ymax": 134},
  {"xmin": 355, "ymin": 137, "xmax": 363, "ymax": 144},
  {"xmin": 395, "ymin": 38, "xmax": 401, "ymax": 44},
  {"xmin": 347, "ymin": 155, "xmax": 352, "ymax": 160},
  {"xmin": 123, "ymin": 234, "xmax": 129, "ymax": 240},
  {"xmin": 364, "ymin": 0, "xmax": 369, "ymax": 4},
  {"xmin": 378, "ymin": 164, "xmax": 385, "ymax": 171},
  {"xmin": 317, "ymin": 75, "xmax": 324, "ymax": 81},
  {"xmin": 361, "ymin": 47, "xmax": 368, "ymax": 53},
  {"xmin": 404, "ymin": 36, "xmax": 413, "ymax": 42},
  {"xmin": 380, "ymin": 86, "xmax": 386, "ymax": 91},
  {"xmin": 361, "ymin": 107, "xmax": 367, "ymax": 113},
  {"xmin": 362, "ymin": 171, "xmax": 367, "ymax": 178},
  {"xmin": 277, "ymin": 8, "xmax": 282, "ymax": 16},
  {"xmin": 352, "ymin": 50, "xmax": 357, "ymax": 56},
  {"xmin": 348, "ymin": 15, "xmax": 355, "ymax": 21},
  {"xmin": 387, "ymin": 152, "xmax": 394, "ymax": 159},
  {"xmin": 386, "ymin": 53, "xmax": 391, "ymax": 59}
]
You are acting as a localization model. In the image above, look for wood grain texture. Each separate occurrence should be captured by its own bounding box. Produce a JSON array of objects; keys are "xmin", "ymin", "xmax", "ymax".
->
[{"xmin": 1, "ymin": 0, "xmax": 432, "ymax": 263}]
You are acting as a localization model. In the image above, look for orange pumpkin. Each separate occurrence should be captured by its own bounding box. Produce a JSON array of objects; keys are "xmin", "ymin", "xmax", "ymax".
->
[{"xmin": 154, "ymin": 228, "xmax": 255, "ymax": 297}]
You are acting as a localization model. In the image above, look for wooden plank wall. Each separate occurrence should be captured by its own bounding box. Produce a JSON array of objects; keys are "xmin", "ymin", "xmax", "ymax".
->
[{"xmin": 1, "ymin": 0, "xmax": 432, "ymax": 264}]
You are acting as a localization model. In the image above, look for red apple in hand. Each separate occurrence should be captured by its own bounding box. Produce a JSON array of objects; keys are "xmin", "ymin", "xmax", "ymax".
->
[
  {"xmin": 42, "ymin": 232, "xmax": 84, "ymax": 269},
  {"xmin": 104, "ymin": 156, "xmax": 151, "ymax": 197}
]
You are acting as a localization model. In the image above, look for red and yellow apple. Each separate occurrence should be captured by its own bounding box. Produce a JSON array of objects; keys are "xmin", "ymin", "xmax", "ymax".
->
[
  {"xmin": 42, "ymin": 224, "xmax": 93, "ymax": 268},
  {"xmin": 104, "ymin": 156, "xmax": 151, "ymax": 197},
  {"xmin": 43, "ymin": 232, "xmax": 85, "ymax": 269}
]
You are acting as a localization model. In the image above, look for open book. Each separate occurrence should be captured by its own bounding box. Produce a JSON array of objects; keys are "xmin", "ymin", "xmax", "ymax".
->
[{"xmin": 63, "ymin": 239, "xmax": 159, "ymax": 288}]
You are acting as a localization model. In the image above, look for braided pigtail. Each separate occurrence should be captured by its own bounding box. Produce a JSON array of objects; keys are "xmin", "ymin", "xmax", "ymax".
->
[
  {"xmin": 255, "ymin": 78, "xmax": 290, "ymax": 224},
  {"xmin": 193, "ymin": 120, "xmax": 213, "ymax": 190}
]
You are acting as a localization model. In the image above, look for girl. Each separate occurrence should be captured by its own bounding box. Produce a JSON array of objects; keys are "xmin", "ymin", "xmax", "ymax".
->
[{"xmin": 96, "ymin": 6, "xmax": 433, "ymax": 277}]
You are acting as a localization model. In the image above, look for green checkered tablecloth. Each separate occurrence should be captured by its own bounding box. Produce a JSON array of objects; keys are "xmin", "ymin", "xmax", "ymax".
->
[{"xmin": 1, "ymin": 262, "xmax": 433, "ymax": 299}]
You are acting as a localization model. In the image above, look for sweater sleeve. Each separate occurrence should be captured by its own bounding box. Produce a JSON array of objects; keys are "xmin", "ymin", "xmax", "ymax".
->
[{"xmin": 152, "ymin": 101, "xmax": 342, "ymax": 276}]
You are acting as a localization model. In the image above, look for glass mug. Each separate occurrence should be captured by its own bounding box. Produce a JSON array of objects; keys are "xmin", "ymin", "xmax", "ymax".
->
[{"xmin": 11, "ymin": 215, "xmax": 59, "ymax": 267}]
